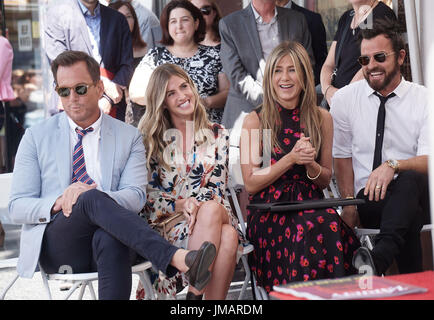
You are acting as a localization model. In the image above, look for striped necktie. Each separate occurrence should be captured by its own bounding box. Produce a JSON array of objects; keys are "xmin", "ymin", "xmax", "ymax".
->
[{"xmin": 72, "ymin": 127, "xmax": 94, "ymax": 185}]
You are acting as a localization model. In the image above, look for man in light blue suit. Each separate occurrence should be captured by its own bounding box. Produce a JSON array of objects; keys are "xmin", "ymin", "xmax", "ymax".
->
[{"xmin": 8, "ymin": 51, "xmax": 216, "ymax": 300}]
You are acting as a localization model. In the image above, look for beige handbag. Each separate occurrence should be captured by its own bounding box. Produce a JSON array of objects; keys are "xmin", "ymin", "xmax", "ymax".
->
[{"xmin": 153, "ymin": 212, "xmax": 186, "ymax": 240}]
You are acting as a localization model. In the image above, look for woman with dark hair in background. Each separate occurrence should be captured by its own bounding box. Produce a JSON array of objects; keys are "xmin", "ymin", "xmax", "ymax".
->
[
  {"xmin": 109, "ymin": 1, "xmax": 147, "ymax": 69},
  {"xmin": 320, "ymin": 0, "xmax": 396, "ymax": 107},
  {"xmin": 129, "ymin": 0, "xmax": 229, "ymax": 124},
  {"xmin": 190, "ymin": 0, "xmax": 222, "ymax": 48}
]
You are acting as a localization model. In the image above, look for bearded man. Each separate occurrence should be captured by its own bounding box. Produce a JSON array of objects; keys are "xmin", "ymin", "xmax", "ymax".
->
[{"xmin": 330, "ymin": 18, "xmax": 430, "ymax": 276}]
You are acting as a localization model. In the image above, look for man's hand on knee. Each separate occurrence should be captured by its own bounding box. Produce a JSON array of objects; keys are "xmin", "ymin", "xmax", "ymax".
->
[
  {"xmin": 60, "ymin": 182, "xmax": 97, "ymax": 217},
  {"xmin": 364, "ymin": 163, "xmax": 395, "ymax": 201}
]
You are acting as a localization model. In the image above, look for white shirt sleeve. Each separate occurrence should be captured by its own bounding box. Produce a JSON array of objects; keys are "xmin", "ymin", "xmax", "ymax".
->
[
  {"xmin": 416, "ymin": 99, "xmax": 430, "ymax": 156},
  {"xmin": 330, "ymin": 90, "xmax": 353, "ymax": 159}
]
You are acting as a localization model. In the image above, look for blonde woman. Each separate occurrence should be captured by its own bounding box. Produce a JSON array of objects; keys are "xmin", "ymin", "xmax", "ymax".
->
[
  {"xmin": 137, "ymin": 64, "xmax": 239, "ymax": 300},
  {"xmin": 240, "ymin": 41, "xmax": 360, "ymax": 293}
]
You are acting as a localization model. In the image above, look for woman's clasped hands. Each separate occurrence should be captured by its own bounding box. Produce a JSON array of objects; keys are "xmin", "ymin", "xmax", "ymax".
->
[{"xmin": 289, "ymin": 133, "xmax": 316, "ymax": 166}]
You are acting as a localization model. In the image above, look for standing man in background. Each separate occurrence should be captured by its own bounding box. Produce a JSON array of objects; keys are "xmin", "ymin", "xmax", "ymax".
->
[
  {"xmin": 219, "ymin": 0, "xmax": 314, "ymax": 129},
  {"xmin": 44, "ymin": 0, "xmax": 134, "ymax": 121},
  {"xmin": 275, "ymin": 0, "xmax": 327, "ymax": 86}
]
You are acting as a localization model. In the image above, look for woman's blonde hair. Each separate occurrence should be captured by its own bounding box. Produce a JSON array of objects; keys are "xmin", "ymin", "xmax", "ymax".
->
[
  {"xmin": 260, "ymin": 41, "xmax": 323, "ymax": 156},
  {"xmin": 138, "ymin": 63, "xmax": 213, "ymax": 170}
]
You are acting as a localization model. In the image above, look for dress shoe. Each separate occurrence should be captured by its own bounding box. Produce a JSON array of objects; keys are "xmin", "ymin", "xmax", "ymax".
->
[
  {"xmin": 184, "ymin": 241, "xmax": 216, "ymax": 291},
  {"xmin": 352, "ymin": 247, "xmax": 379, "ymax": 276},
  {"xmin": 186, "ymin": 292, "xmax": 203, "ymax": 300}
]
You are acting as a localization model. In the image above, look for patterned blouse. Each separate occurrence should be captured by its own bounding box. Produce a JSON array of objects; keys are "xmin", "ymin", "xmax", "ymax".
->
[
  {"xmin": 136, "ymin": 45, "xmax": 224, "ymax": 124},
  {"xmin": 139, "ymin": 123, "xmax": 241, "ymax": 299}
]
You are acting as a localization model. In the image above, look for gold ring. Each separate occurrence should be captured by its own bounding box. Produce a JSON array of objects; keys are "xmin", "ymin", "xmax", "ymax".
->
[{"xmin": 375, "ymin": 185, "xmax": 381, "ymax": 190}]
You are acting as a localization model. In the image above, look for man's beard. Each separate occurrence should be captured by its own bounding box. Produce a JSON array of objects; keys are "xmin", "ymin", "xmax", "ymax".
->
[{"xmin": 364, "ymin": 62, "xmax": 400, "ymax": 92}]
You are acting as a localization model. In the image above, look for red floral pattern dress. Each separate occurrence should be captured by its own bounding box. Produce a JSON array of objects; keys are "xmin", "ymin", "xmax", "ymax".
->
[{"xmin": 246, "ymin": 105, "xmax": 360, "ymax": 293}]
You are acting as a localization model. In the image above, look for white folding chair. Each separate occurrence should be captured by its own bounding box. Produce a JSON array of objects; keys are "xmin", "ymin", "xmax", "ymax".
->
[
  {"xmin": 227, "ymin": 112, "xmax": 268, "ymax": 300},
  {"xmin": 0, "ymin": 172, "xmax": 156, "ymax": 300},
  {"xmin": 323, "ymin": 176, "xmax": 433, "ymax": 259},
  {"xmin": 1, "ymin": 259, "xmax": 156, "ymax": 300}
]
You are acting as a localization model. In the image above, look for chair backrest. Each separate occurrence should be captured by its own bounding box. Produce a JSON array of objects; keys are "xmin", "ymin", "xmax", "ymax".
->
[
  {"xmin": 228, "ymin": 112, "xmax": 248, "ymax": 190},
  {"xmin": 0, "ymin": 173, "xmax": 13, "ymax": 224}
]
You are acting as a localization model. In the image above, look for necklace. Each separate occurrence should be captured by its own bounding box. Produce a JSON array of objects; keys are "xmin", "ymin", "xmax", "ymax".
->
[{"xmin": 352, "ymin": 0, "xmax": 376, "ymax": 35}]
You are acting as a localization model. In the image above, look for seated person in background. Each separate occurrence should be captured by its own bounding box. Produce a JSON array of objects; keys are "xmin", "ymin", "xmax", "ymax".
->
[
  {"xmin": 137, "ymin": 64, "xmax": 239, "ymax": 300},
  {"xmin": 8, "ymin": 51, "xmax": 216, "ymax": 300},
  {"xmin": 129, "ymin": 0, "xmax": 229, "ymax": 124},
  {"xmin": 240, "ymin": 41, "xmax": 359, "ymax": 293},
  {"xmin": 331, "ymin": 18, "xmax": 430, "ymax": 276}
]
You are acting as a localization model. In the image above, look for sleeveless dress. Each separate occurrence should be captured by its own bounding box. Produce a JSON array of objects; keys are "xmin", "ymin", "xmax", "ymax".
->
[{"xmin": 246, "ymin": 105, "xmax": 360, "ymax": 293}]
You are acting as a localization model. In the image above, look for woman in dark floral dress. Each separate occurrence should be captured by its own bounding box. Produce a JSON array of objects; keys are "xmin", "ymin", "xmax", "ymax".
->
[
  {"xmin": 137, "ymin": 64, "xmax": 240, "ymax": 300},
  {"xmin": 129, "ymin": 0, "xmax": 229, "ymax": 124},
  {"xmin": 240, "ymin": 41, "xmax": 360, "ymax": 293}
]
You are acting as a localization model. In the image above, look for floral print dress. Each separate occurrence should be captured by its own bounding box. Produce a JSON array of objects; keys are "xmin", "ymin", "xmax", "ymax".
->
[
  {"xmin": 137, "ymin": 123, "xmax": 242, "ymax": 299},
  {"xmin": 136, "ymin": 45, "xmax": 224, "ymax": 124},
  {"xmin": 246, "ymin": 105, "xmax": 360, "ymax": 293}
]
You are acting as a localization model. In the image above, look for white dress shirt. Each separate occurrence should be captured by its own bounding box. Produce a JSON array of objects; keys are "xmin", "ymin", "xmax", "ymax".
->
[
  {"xmin": 67, "ymin": 112, "xmax": 103, "ymax": 189},
  {"xmin": 330, "ymin": 78, "xmax": 429, "ymax": 194},
  {"xmin": 251, "ymin": 3, "xmax": 279, "ymax": 60}
]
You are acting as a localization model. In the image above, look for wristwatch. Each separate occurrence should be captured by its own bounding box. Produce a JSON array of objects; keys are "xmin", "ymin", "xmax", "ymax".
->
[{"xmin": 386, "ymin": 159, "xmax": 400, "ymax": 173}]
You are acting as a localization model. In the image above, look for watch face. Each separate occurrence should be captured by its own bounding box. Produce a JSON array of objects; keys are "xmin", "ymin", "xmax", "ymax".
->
[{"xmin": 388, "ymin": 160, "xmax": 398, "ymax": 169}]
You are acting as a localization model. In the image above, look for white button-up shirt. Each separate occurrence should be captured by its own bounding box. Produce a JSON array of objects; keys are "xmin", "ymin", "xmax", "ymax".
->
[
  {"xmin": 330, "ymin": 78, "xmax": 429, "ymax": 194},
  {"xmin": 251, "ymin": 4, "xmax": 279, "ymax": 60},
  {"xmin": 67, "ymin": 112, "xmax": 103, "ymax": 188}
]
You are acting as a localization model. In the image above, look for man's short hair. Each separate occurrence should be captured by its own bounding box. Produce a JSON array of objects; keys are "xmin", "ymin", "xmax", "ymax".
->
[
  {"xmin": 51, "ymin": 51, "xmax": 101, "ymax": 85},
  {"xmin": 358, "ymin": 18, "xmax": 405, "ymax": 56}
]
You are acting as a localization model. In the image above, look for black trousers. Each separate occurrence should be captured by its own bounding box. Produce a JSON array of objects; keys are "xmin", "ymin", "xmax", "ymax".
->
[
  {"xmin": 356, "ymin": 171, "xmax": 430, "ymax": 275},
  {"xmin": 39, "ymin": 189, "xmax": 178, "ymax": 300}
]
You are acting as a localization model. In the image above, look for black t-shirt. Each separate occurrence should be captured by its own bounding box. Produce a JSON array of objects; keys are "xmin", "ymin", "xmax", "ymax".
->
[{"xmin": 332, "ymin": 2, "xmax": 397, "ymax": 89}]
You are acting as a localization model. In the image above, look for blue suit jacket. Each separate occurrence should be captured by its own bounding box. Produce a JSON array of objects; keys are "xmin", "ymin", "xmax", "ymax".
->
[{"xmin": 9, "ymin": 112, "xmax": 148, "ymax": 278}]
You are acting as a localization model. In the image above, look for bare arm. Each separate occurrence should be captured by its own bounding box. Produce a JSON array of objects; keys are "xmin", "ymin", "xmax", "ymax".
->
[
  {"xmin": 320, "ymin": 41, "xmax": 339, "ymax": 104},
  {"xmin": 303, "ymin": 109, "xmax": 333, "ymax": 190},
  {"xmin": 240, "ymin": 112, "xmax": 304, "ymax": 195},
  {"xmin": 202, "ymin": 73, "xmax": 230, "ymax": 109},
  {"xmin": 334, "ymin": 157, "xmax": 359, "ymax": 228}
]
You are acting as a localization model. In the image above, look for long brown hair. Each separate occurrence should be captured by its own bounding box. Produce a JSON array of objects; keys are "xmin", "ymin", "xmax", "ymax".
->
[
  {"xmin": 109, "ymin": 1, "xmax": 147, "ymax": 50},
  {"xmin": 138, "ymin": 64, "xmax": 213, "ymax": 170},
  {"xmin": 260, "ymin": 41, "xmax": 322, "ymax": 156}
]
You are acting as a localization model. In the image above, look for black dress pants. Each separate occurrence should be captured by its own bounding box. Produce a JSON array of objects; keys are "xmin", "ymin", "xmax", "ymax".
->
[
  {"xmin": 39, "ymin": 189, "xmax": 178, "ymax": 300},
  {"xmin": 356, "ymin": 171, "xmax": 430, "ymax": 275}
]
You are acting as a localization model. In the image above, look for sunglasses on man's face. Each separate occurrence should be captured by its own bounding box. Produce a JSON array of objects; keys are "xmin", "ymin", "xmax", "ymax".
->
[
  {"xmin": 56, "ymin": 83, "xmax": 96, "ymax": 97},
  {"xmin": 200, "ymin": 5, "xmax": 213, "ymax": 15},
  {"xmin": 358, "ymin": 52, "xmax": 396, "ymax": 66}
]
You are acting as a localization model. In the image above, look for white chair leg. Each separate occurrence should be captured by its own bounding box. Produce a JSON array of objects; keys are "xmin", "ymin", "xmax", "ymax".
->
[
  {"xmin": 0, "ymin": 273, "xmax": 19, "ymax": 300},
  {"xmin": 238, "ymin": 255, "xmax": 250, "ymax": 300},
  {"xmin": 88, "ymin": 282, "xmax": 97, "ymax": 300},
  {"xmin": 62, "ymin": 281, "xmax": 82, "ymax": 300},
  {"xmin": 77, "ymin": 282, "xmax": 87, "ymax": 300},
  {"xmin": 40, "ymin": 270, "xmax": 53, "ymax": 300}
]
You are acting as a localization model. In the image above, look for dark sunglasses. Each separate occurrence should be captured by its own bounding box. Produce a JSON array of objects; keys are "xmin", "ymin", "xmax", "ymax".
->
[
  {"xmin": 200, "ymin": 5, "xmax": 213, "ymax": 15},
  {"xmin": 358, "ymin": 52, "xmax": 396, "ymax": 66},
  {"xmin": 56, "ymin": 83, "xmax": 96, "ymax": 97}
]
